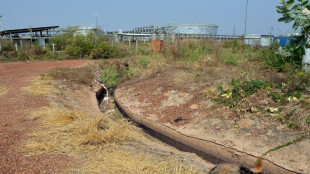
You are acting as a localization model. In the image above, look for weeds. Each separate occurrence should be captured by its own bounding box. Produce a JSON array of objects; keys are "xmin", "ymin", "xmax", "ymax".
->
[
  {"xmin": 213, "ymin": 79, "xmax": 269, "ymax": 108},
  {"xmin": 164, "ymin": 39, "xmax": 213, "ymax": 62},
  {"xmin": 47, "ymin": 66, "xmax": 94, "ymax": 85},
  {"xmin": 262, "ymin": 132, "xmax": 310, "ymax": 157},
  {"xmin": 220, "ymin": 49, "xmax": 241, "ymax": 66},
  {"xmin": 137, "ymin": 56, "xmax": 151, "ymax": 68}
]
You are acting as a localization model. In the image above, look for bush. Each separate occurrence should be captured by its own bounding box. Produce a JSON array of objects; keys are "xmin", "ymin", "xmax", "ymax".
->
[
  {"xmin": 220, "ymin": 49, "xmax": 241, "ymax": 66},
  {"xmin": 99, "ymin": 63, "xmax": 129, "ymax": 89},
  {"xmin": 49, "ymin": 26, "xmax": 78, "ymax": 51},
  {"xmin": 223, "ymin": 39, "xmax": 250, "ymax": 53},
  {"xmin": 136, "ymin": 56, "xmax": 150, "ymax": 68},
  {"xmin": 165, "ymin": 39, "xmax": 213, "ymax": 62},
  {"xmin": 260, "ymin": 42, "xmax": 287, "ymax": 71},
  {"xmin": 16, "ymin": 44, "xmax": 47, "ymax": 61},
  {"xmin": 90, "ymin": 39, "xmax": 123, "ymax": 59},
  {"xmin": 1, "ymin": 40, "xmax": 15, "ymax": 52},
  {"xmin": 66, "ymin": 32, "xmax": 96, "ymax": 58}
]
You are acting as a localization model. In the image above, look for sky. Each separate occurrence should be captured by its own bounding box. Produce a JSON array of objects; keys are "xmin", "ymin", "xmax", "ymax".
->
[{"xmin": 0, "ymin": 0, "xmax": 294, "ymax": 35}]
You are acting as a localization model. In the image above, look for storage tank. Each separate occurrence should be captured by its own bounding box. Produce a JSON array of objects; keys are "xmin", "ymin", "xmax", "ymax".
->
[{"xmin": 164, "ymin": 24, "xmax": 218, "ymax": 35}]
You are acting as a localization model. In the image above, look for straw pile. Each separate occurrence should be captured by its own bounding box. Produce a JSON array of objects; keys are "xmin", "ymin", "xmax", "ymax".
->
[{"xmin": 24, "ymin": 108, "xmax": 199, "ymax": 173}]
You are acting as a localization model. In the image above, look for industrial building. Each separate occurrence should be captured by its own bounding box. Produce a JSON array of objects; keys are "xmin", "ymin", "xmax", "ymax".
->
[
  {"xmin": 0, "ymin": 26, "xmax": 59, "ymax": 49},
  {"xmin": 117, "ymin": 23, "xmax": 221, "ymax": 42},
  {"xmin": 132, "ymin": 24, "xmax": 218, "ymax": 35},
  {"xmin": 163, "ymin": 24, "xmax": 218, "ymax": 35}
]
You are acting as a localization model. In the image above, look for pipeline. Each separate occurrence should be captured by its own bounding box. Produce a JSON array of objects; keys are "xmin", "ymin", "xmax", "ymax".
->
[{"xmin": 112, "ymin": 87, "xmax": 299, "ymax": 174}]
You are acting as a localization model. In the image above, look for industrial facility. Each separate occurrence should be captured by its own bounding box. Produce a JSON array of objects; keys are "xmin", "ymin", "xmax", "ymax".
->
[
  {"xmin": 0, "ymin": 26, "xmax": 59, "ymax": 49},
  {"xmin": 132, "ymin": 23, "xmax": 218, "ymax": 35},
  {"xmin": 0, "ymin": 22, "xmax": 286, "ymax": 49}
]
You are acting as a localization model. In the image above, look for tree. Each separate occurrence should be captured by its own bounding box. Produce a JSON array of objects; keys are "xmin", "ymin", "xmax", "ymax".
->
[{"xmin": 276, "ymin": 0, "xmax": 310, "ymax": 69}]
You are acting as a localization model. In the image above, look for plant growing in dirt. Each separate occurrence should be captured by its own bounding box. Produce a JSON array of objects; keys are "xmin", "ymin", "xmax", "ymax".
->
[
  {"xmin": 276, "ymin": 0, "xmax": 310, "ymax": 66},
  {"xmin": 98, "ymin": 63, "xmax": 129, "ymax": 89},
  {"xmin": 260, "ymin": 41, "xmax": 287, "ymax": 71},
  {"xmin": 213, "ymin": 79, "xmax": 270, "ymax": 108}
]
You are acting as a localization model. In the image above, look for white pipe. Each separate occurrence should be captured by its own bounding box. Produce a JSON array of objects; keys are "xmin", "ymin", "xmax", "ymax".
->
[
  {"xmin": 302, "ymin": 37, "xmax": 310, "ymax": 72},
  {"xmin": 302, "ymin": 48, "xmax": 310, "ymax": 72}
]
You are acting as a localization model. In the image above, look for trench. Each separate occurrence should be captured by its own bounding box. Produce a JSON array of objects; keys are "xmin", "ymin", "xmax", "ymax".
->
[{"xmin": 96, "ymin": 87, "xmax": 296, "ymax": 174}]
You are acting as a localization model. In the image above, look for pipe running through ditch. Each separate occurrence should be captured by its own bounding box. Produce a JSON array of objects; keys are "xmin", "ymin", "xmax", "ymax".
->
[{"xmin": 96, "ymin": 86, "xmax": 298, "ymax": 174}]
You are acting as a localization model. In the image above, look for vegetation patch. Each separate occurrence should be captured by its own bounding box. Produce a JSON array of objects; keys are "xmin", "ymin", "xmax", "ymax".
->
[
  {"xmin": 212, "ymin": 79, "xmax": 270, "ymax": 108},
  {"xmin": 47, "ymin": 65, "xmax": 94, "ymax": 85}
]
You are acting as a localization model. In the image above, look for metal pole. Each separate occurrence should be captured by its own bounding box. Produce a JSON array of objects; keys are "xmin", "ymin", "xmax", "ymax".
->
[{"xmin": 244, "ymin": 0, "xmax": 248, "ymax": 36}]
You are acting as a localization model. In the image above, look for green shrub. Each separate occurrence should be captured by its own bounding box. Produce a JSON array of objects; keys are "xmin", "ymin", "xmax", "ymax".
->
[
  {"xmin": 1, "ymin": 40, "xmax": 15, "ymax": 52},
  {"xmin": 90, "ymin": 38, "xmax": 124, "ymax": 59},
  {"xmin": 66, "ymin": 32, "xmax": 95, "ymax": 58},
  {"xmin": 220, "ymin": 49, "xmax": 241, "ymax": 66},
  {"xmin": 49, "ymin": 26, "xmax": 78, "ymax": 51},
  {"xmin": 99, "ymin": 64, "xmax": 129, "ymax": 89},
  {"xmin": 136, "ymin": 56, "xmax": 150, "ymax": 68},
  {"xmin": 260, "ymin": 42, "xmax": 287, "ymax": 71}
]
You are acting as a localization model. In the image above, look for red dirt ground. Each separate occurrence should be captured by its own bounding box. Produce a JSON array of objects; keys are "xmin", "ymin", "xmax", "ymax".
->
[
  {"xmin": 0, "ymin": 60, "xmax": 87, "ymax": 173},
  {"xmin": 116, "ymin": 65, "xmax": 310, "ymax": 174}
]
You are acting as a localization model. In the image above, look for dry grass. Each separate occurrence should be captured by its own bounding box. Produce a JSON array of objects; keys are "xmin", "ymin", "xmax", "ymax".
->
[
  {"xmin": 81, "ymin": 148, "xmax": 199, "ymax": 174},
  {"xmin": 24, "ymin": 107, "xmax": 199, "ymax": 173},
  {"xmin": 25, "ymin": 107, "xmax": 145, "ymax": 155},
  {"xmin": 0, "ymin": 86, "xmax": 8, "ymax": 96},
  {"xmin": 22, "ymin": 74, "xmax": 58, "ymax": 95},
  {"xmin": 47, "ymin": 66, "xmax": 94, "ymax": 85}
]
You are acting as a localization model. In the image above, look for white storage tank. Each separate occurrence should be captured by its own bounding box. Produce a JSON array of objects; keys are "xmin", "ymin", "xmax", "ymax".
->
[{"xmin": 165, "ymin": 24, "xmax": 218, "ymax": 35}]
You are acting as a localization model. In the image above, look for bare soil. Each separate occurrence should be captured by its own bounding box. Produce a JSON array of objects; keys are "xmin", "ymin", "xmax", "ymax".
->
[
  {"xmin": 117, "ymin": 65, "xmax": 310, "ymax": 174},
  {"xmin": 0, "ymin": 61, "xmax": 215, "ymax": 173},
  {"xmin": 0, "ymin": 60, "xmax": 87, "ymax": 173}
]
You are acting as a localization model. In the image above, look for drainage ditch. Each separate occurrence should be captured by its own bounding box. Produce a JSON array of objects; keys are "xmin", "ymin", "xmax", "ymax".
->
[{"xmin": 96, "ymin": 87, "xmax": 296, "ymax": 174}]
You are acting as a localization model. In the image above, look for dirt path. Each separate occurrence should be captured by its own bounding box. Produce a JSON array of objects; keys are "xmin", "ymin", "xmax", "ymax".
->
[{"xmin": 0, "ymin": 60, "xmax": 87, "ymax": 173}]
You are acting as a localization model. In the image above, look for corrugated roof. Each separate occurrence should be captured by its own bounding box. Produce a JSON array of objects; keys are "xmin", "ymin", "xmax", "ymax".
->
[{"xmin": 0, "ymin": 26, "xmax": 59, "ymax": 35}]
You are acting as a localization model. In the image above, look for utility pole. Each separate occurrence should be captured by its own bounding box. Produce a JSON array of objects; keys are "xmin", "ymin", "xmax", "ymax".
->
[{"xmin": 244, "ymin": 0, "xmax": 248, "ymax": 36}]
